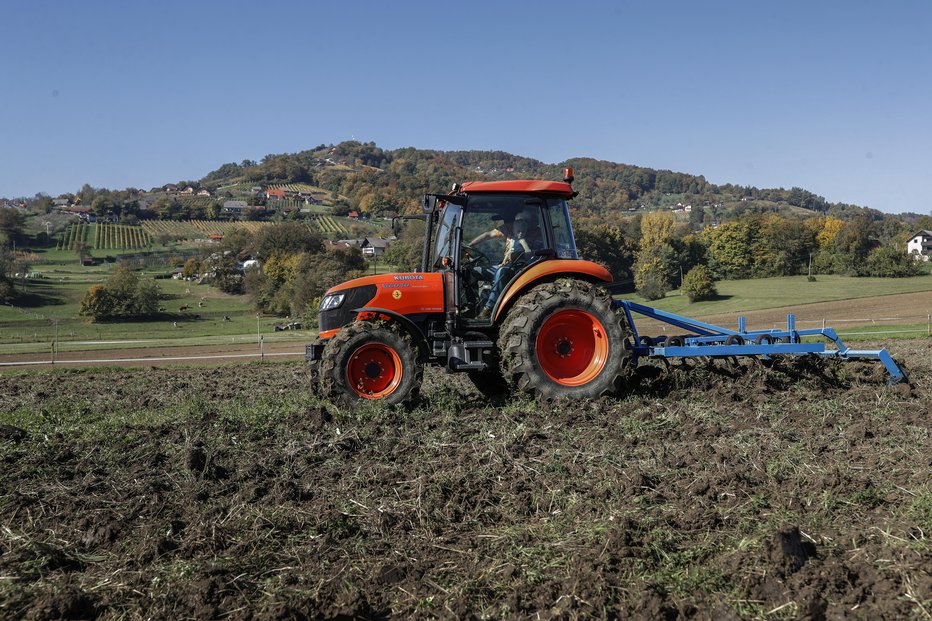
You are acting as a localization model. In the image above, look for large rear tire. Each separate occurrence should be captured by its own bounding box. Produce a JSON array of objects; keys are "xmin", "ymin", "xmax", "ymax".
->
[
  {"xmin": 499, "ymin": 279, "xmax": 630, "ymax": 399},
  {"xmin": 319, "ymin": 321, "xmax": 423, "ymax": 406}
]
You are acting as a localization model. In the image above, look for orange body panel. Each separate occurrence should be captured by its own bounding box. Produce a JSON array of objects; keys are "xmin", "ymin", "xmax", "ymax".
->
[
  {"xmin": 493, "ymin": 260, "xmax": 612, "ymax": 322},
  {"xmin": 327, "ymin": 272, "xmax": 446, "ymax": 314}
]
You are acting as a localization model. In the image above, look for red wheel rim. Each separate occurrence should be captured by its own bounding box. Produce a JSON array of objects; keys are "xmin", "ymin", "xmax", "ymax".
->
[
  {"xmin": 345, "ymin": 343, "xmax": 403, "ymax": 399},
  {"xmin": 535, "ymin": 309, "xmax": 609, "ymax": 386}
]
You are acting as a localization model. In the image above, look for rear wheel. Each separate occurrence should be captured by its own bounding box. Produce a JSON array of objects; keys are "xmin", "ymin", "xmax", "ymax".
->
[
  {"xmin": 319, "ymin": 321, "xmax": 423, "ymax": 406},
  {"xmin": 499, "ymin": 279, "xmax": 630, "ymax": 399}
]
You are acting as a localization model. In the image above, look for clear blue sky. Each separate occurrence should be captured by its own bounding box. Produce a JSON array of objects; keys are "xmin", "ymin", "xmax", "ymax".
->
[{"xmin": 2, "ymin": 0, "xmax": 930, "ymax": 214}]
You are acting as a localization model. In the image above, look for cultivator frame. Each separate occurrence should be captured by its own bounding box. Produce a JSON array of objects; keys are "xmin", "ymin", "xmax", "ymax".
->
[{"xmin": 615, "ymin": 300, "xmax": 907, "ymax": 384}]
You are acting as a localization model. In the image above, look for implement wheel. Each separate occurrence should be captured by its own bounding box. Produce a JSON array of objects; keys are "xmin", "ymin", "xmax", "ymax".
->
[
  {"xmin": 499, "ymin": 279, "xmax": 630, "ymax": 399},
  {"xmin": 319, "ymin": 321, "xmax": 423, "ymax": 406}
]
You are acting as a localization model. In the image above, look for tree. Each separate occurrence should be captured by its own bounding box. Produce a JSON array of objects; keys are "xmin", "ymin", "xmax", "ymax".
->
[
  {"xmin": 205, "ymin": 201, "xmax": 221, "ymax": 220},
  {"xmin": 681, "ymin": 265, "xmax": 717, "ymax": 302},
  {"xmin": 79, "ymin": 284, "xmax": 113, "ymax": 319},
  {"xmin": 635, "ymin": 257, "xmax": 669, "ymax": 301},
  {"xmin": 251, "ymin": 222, "xmax": 324, "ymax": 260},
  {"xmin": 381, "ymin": 219, "xmax": 425, "ymax": 271},
  {"xmin": 755, "ymin": 214, "xmax": 815, "ymax": 276},
  {"xmin": 74, "ymin": 241, "xmax": 91, "ymax": 263},
  {"xmin": 702, "ymin": 219, "xmax": 756, "ymax": 279},
  {"xmin": 182, "ymin": 257, "xmax": 200, "ymax": 278},
  {"xmin": 633, "ymin": 211, "xmax": 680, "ymax": 295},
  {"xmin": 831, "ymin": 216, "xmax": 875, "ymax": 275},
  {"xmin": 865, "ymin": 245, "xmax": 922, "ymax": 277},
  {"xmin": 574, "ymin": 224, "xmax": 636, "ymax": 283},
  {"xmin": 91, "ymin": 194, "xmax": 113, "ymax": 217},
  {"xmin": 0, "ymin": 244, "xmax": 14, "ymax": 302},
  {"xmin": 79, "ymin": 262, "xmax": 159, "ymax": 321},
  {"xmin": 0, "ymin": 209, "xmax": 25, "ymax": 241},
  {"xmin": 639, "ymin": 211, "xmax": 676, "ymax": 249}
]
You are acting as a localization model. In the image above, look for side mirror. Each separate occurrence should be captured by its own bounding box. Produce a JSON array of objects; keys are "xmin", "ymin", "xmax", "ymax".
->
[
  {"xmin": 422, "ymin": 195, "xmax": 437, "ymax": 214},
  {"xmin": 391, "ymin": 217, "xmax": 402, "ymax": 237}
]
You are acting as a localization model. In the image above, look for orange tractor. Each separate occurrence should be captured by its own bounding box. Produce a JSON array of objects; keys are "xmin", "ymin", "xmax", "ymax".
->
[{"xmin": 306, "ymin": 168, "xmax": 631, "ymax": 404}]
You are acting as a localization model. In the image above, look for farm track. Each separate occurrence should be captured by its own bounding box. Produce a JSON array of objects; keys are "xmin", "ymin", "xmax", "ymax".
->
[
  {"xmin": 0, "ymin": 342, "xmax": 929, "ymax": 619},
  {"xmin": 0, "ymin": 341, "xmax": 305, "ymax": 369}
]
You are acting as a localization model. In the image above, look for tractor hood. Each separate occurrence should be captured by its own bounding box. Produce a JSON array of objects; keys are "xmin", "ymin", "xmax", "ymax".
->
[{"xmin": 317, "ymin": 272, "xmax": 445, "ymax": 337}]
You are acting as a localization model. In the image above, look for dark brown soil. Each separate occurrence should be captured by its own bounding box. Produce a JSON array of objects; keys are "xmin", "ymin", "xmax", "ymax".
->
[{"xmin": 0, "ymin": 343, "xmax": 929, "ymax": 620}]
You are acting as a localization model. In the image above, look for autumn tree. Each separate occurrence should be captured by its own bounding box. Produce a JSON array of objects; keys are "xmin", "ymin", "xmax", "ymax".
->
[
  {"xmin": 79, "ymin": 262, "xmax": 159, "ymax": 321},
  {"xmin": 634, "ymin": 211, "xmax": 679, "ymax": 298},
  {"xmin": 681, "ymin": 264, "xmax": 717, "ymax": 302},
  {"xmin": 575, "ymin": 223, "xmax": 637, "ymax": 283},
  {"xmin": 701, "ymin": 219, "xmax": 756, "ymax": 279}
]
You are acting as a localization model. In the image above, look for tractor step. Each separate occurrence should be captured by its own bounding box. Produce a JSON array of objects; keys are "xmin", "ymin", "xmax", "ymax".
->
[{"xmin": 447, "ymin": 340, "xmax": 495, "ymax": 372}]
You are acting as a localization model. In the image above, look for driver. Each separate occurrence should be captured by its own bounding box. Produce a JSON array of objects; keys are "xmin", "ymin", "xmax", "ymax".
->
[{"xmin": 468, "ymin": 208, "xmax": 543, "ymax": 318}]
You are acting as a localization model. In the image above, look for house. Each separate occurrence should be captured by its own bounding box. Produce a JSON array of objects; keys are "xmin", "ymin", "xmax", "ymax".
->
[
  {"xmin": 347, "ymin": 211, "xmax": 359, "ymax": 220},
  {"xmin": 907, "ymin": 230, "xmax": 932, "ymax": 260},
  {"xmin": 196, "ymin": 189, "xmax": 211, "ymax": 197},
  {"xmin": 53, "ymin": 198, "xmax": 70, "ymax": 207},
  {"xmin": 163, "ymin": 184, "xmax": 178, "ymax": 192},
  {"xmin": 265, "ymin": 188, "xmax": 286, "ymax": 200},
  {"xmin": 223, "ymin": 200, "xmax": 247, "ymax": 216},
  {"xmin": 361, "ymin": 237, "xmax": 390, "ymax": 257},
  {"xmin": 181, "ymin": 186, "xmax": 196, "ymax": 195}
]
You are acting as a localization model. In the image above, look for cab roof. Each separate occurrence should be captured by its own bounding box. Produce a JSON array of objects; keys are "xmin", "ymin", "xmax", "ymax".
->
[{"xmin": 458, "ymin": 179, "xmax": 575, "ymax": 199}]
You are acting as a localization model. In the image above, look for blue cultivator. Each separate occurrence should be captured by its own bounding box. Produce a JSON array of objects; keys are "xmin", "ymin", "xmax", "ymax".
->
[{"xmin": 615, "ymin": 300, "xmax": 907, "ymax": 384}]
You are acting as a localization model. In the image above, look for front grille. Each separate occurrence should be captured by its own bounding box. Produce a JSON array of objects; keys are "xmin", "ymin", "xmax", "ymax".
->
[{"xmin": 319, "ymin": 285, "xmax": 377, "ymax": 333}]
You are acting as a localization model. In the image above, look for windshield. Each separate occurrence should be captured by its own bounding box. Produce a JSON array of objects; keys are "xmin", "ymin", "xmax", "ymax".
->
[{"xmin": 430, "ymin": 202, "xmax": 461, "ymax": 269}]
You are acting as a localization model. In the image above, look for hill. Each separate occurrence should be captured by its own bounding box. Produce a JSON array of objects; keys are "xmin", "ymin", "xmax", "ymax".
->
[{"xmin": 194, "ymin": 142, "xmax": 856, "ymax": 224}]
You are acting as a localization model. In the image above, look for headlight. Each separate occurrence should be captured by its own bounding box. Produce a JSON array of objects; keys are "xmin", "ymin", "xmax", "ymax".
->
[{"xmin": 319, "ymin": 293, "xmax": 345, "ymax": 311}]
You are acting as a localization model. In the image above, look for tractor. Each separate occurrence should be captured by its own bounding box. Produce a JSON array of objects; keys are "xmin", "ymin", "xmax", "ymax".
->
[
  {"xmin": 306, "ymin": 168, "xmax": 906, "ymax": 405},
  {"xmin": 306, "ymin": 168, "xmax": 631, "ymax": 404}
]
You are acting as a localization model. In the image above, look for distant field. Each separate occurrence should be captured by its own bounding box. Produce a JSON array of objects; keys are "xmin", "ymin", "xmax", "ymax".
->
[
  {"xmin": 2, "ymin": 273, "xmax": 930, "ymax": 360},
  {"xmin": 630, "ymin": 274, "xmax": 932, "ymax": 316},
  {"xmin": 0, "ymin": 265, "xmax": 303, "ymax": 354}
]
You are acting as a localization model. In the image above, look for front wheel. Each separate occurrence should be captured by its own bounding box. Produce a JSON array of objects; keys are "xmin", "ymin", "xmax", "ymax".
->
[
  {"xmin": 319, "ymin": 321, "xmax": 423, "ymax": 406},
  {"xmin": 499, "ymin": 279, "xmax": 631, "ymax": 399}
]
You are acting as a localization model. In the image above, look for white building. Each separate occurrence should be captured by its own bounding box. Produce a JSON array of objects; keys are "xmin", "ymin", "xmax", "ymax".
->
[{"xmin": 907, "ymin": 230, "xmax": 932, "ymax": 260}]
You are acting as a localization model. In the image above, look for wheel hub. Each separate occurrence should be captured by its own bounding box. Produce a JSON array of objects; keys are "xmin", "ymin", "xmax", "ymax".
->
[
  {"xmin": 363, "ymin": 361, "xmax": 382, "ymax": 379},
  {"xmin": 555, "ymin": 338, "xmax": 574, "ymax": 357}
]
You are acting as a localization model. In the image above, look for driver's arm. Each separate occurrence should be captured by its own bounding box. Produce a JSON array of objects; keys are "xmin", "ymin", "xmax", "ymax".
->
[{"xmin": 469, "ymin": 227, "xmax": 504, "ymax": 246}]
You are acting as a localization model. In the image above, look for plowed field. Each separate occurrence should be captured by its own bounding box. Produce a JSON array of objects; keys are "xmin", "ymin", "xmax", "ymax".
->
[{"xmin": 0, "ymin": 342, "xmax": 929, "ymax": 620}]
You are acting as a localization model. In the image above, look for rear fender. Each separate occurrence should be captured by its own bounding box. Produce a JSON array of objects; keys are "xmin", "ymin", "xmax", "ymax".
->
[{"xmin": 493, "ymin": 260, "xmax": 612, "ymax": 322}]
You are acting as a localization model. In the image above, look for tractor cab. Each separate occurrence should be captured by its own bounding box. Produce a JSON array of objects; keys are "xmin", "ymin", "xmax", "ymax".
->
[{"xmin": 425, "ymin": 171, "xmax": 581, "ymax": 324}]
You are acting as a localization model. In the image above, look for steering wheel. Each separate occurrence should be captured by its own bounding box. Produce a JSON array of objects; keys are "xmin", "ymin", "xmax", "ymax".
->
[{"xmin": 461, "ymin": 244, "xmax": 492, "ymax": 270}]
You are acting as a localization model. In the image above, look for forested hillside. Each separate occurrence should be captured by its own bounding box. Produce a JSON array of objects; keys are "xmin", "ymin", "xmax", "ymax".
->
[
  {"xmin": 197, "ymin": 141, "xmax": 850, "ymax": 221},
  {"xmin": 4, "ymin": 141, "xmax": 931, "ymax": 308}
]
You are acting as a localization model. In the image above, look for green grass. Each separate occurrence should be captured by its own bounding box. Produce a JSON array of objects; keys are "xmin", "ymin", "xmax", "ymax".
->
[
  {"xmin": 625, "ymin": 274, "xmax": 932, "ymax": 316},
  {"xmin": 0, "ymin": 265, "xmax": 309, "ymax": 353}
]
